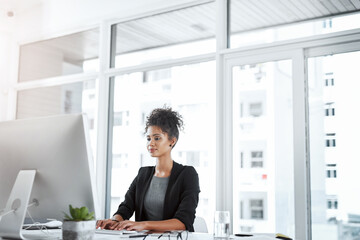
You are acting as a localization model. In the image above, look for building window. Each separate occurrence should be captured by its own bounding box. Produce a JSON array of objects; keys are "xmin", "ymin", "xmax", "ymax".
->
[
  {"xmin": 240, "ymin": 200, "xmax": 244, "ymax": 219},
  {"xmin": 326, "ymin": 169, "xmax": 337, "ymax": 178},
  {"xmin": 240, "ymin": 103, "xmax": 243, "ymax": 118},
  {"xmin": 325, "ymin": 102, "xmax": 335, "ymax": 116},
  {"xmin": 325, "ymin": 133, "xmax": 336, "ymax": 147},
  {"xmin": 327, "ymin": 198, "xmax": 338, "ymax": 209},
  {"xmin": 114, "ymin": 111, "xmax": 129, "ymax": 126},
  {"xmin": 249, "ymin": 102, "xmax": 262, "ymax": 117},
  {"xmin": 322, "ymin": 19, "xmax": 333, "ymax": 29},
  {"xmin": 324, "ymin": 72, "xmax": 334, "ymax": 86},
  {"xmin": 112, "ymin": 153, "xmax": 129, "ymax": 168},
  {"xmin": 144, "ymin": 68, "xmax": 172, "ymax": 83},
  {"xmin": 250, "ymin": 151, "xmax": 263, "ymax": 168},
  {"xmin": 186, "ymin": 151, "xmax": 200, "ymax": 167},
  {"xmin": 326, "ymin": 164, "xmax": 337, "ymax": 178},
  {"xmin": 240, "ymin": 152, "xmax": 244, "ymax": 168},
  {"xmin": 325, "ymin": 78, "xmax": 334, "ymax": 86},
  {"xmin": 250, "ymin": 199, "xmax": 264, "ymax": 220}
]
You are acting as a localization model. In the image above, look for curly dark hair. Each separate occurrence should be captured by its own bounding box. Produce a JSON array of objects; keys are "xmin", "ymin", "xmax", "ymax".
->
[{"xmin": 145, "ymin": 106, "xmax": 184, "ymax": 148}]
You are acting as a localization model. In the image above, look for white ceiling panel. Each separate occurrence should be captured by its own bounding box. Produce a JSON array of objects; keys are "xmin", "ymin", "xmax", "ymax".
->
[
  {"xmin": 350, "ymin": 0, "xmax": 360, "ymax": 8},
  {"xmin": 18, "ymin": 0, "xmax": 359, "ymax": 60},
  {"xmin": 115, "ymin": 1, "xmax": 216, "ymax": 54},
  {"xmin": 231, "ymin": 0, "xmax": 360, "ymax": 33}
]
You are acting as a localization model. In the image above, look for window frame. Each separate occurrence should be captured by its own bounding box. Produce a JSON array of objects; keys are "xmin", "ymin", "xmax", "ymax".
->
[{"xmin": 223, "ymin": 28, "xmax": 360, "ymax": 240}]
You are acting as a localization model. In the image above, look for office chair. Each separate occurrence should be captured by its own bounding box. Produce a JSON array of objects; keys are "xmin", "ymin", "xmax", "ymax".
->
[{"xmin": 193, "ymin": 216, "xmax": 208, "ymax": 233}]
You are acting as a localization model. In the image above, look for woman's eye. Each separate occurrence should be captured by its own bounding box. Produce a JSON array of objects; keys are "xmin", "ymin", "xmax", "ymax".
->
[
  {"xmin": 154, "ymin": 137, "xmax": 160, "ymax": 141},
  {"xmin": 147, "ymin": 138, "xmax": 151, "ymax": 141}
]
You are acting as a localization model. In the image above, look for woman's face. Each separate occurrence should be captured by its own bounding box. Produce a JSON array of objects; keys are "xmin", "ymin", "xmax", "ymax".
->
[{"xmin": 146, "ymin": 125, "xmax": 175, "ymax": 158}]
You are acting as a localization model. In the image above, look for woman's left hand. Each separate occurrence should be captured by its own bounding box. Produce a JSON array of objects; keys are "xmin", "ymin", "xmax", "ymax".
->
[{"xmin": 112, "ymin": 220, "xmax": 147, "ymax": 231}]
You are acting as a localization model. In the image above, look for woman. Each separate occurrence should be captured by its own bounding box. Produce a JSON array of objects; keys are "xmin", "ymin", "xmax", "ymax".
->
[{"xmin": 96, "ymin": 107, "xmax": 200, "ymax": 232}]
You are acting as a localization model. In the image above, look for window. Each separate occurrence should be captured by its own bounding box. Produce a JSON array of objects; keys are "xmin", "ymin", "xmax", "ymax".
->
[
  {"xmin": 18, "ymin": 29, "xmax": 99, "ymax": 82},
  {"xmin": 240, "ymin": 152, "xmax": 244, "ymax": 168},
  {"xmin": 16, "ymin": 80, "xmax": 98, "ymax": 160},
  {"xmin": 250, "ymin": 199, "xmax": 264, "ymax": 220},
  {"xmin": 112, "ymin": 153, "xmax": 129, "ymax": 168},
  {"xmin": 326, "ymin": 170, "xmax": 337, "ymax": 178},
  {"xmin": 230, "ymin": 1, "xmax": 360, "ymax": 49},
  {"xmin": 323, "ymin": 19, "xmax": 332, "ymax": 29},
  {"xmin": 233, "ymin": 59, "xmax": 293, "ymax": 234},
  {"xmin": 309, "ymin": 51, "xmax": 360, "ymax": 239},
  {"xmin": 114, "ymin": 111, "xmax": 129, "ymax": 126},
  {"xmin": 144, "ymin": 69, "xmax": 172, "ymax": 83},
  {"xmin": 249, "ymin": 102, "xmax": 262, "ymax": 117},
  {"xmin": 324, "ymin": 73, "xmax": 335, "ymax": 87},
  {"xmin": 109, "ymin": 61, "xmax": 216, "ymax": 227},
  {"xmin": 325, "ymin": 103, "xmax": 335, "ymax": 117},
  {"xmin": 250, "ymin": 151, "xmax": 263, "ymax": 168},
  {"xmin": 108, "ymin": 6, "xmax": 216, "ymax": 226},
  {"xmin": 186, "ymin": 151, "xmax": 200, "ymax": 167},
  {"xmin": 111, "ymin": 2, "xmax": 216, "ymax": 68},
  {"xmin": 327, "ymin": 199, "xmax": 338, "ymax": 210},
  {"xmin": 326, "ymin": 164, "xmax": 337, "ymax": 178},
  {"xmin": 11, "ymin": 3, "xmax": 360, "ymax": 240},
  {"xmin": 327, "ymin": 200, "xmax": 332, "ymax": 209},
  {"xmin": 325, "ymin": 133, "xmax": 336, "ymax": 147}
]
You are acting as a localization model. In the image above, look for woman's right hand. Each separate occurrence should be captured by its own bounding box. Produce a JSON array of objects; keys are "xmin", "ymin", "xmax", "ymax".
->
[{"xmin": 96, "ymin": 219, "xmax": 118, "ymax": 229}]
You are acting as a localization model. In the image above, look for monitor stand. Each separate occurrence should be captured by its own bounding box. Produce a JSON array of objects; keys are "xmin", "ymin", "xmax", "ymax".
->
[{"xmin": 0, "ymin": 170, "xmax": 36, "ymax": 240}]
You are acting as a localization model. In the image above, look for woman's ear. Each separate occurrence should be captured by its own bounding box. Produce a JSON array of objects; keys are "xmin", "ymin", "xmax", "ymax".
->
[{"xmin": 170, "ymin": 137, "xmax": 177, "ymax": 148}]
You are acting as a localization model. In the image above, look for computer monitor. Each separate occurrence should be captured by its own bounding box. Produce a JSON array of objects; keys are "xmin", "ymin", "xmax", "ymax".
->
[{"xmin": 0, "ymin": 114, "xmax": 99, "ymax": 223}]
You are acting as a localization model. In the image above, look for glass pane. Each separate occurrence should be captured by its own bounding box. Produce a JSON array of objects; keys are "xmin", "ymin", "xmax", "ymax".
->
[
  {"xmin": 309, "ymin": 51, "xmax": 360, "ymax": 240},
  {"xmin": 112, "ymin": 2, "xmax": 215, "ymax": 68},
  {"xmin": 110, "ymin": 61, "xmax": 216, "ymax": 229},
  {"xmin": 19, "ymin": 29, "xmax": 99, "ymax": 82},
  {"xmin": 230, "ymin": 0, "xmax": 360, "ymax": 49},
  {"xmin": 16, "ymin": 80, "xmax": 98, "ymax": 163},
  {"xmin": 232, "ymin": 60, "xmax": 294, "ymax": 237}
]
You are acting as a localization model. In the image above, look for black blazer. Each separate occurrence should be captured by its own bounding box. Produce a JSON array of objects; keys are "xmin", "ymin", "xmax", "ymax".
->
[{"xmin": 114, "ymin": 161, "xmax": 200, "ymax": 232}]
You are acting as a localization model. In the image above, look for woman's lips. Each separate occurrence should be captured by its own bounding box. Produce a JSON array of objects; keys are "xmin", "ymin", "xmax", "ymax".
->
[{"xmin": 149, "ymin": 149, "xmax": 156, "ymax": 153}]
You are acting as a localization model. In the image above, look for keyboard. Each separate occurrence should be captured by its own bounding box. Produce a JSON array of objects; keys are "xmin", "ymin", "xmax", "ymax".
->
[{"xmin": 95, "ymin": 229, "xmax": 139, "ymax": 235}]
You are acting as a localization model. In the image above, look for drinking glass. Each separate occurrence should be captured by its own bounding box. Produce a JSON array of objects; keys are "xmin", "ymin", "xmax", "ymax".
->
[{"xmin": 214, "ymin": 211, "xmax": 230, "ymax": 238}]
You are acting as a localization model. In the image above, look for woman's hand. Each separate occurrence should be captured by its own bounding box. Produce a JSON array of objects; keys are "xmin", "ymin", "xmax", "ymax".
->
[
  {"xmin": 112, "ymin": 220, "xmax": 148, "ymax": 231},
  {"xmin": 96, "ymin": 219, "xmax": 119, "ymax": 229}
]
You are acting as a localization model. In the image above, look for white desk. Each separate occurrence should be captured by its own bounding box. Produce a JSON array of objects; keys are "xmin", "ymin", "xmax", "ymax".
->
[{"xmin": 13, "ymin": 230, "xmax": 291, "ymax": 240}]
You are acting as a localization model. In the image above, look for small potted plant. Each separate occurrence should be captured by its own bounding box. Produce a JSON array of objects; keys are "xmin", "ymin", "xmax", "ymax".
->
[{"xmin": 62, "ymin": 205, "xmax": 96, "ymax": 240}]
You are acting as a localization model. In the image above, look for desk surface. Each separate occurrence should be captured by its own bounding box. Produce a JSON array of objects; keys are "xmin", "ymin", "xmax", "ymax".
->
[{"xmin": 10, "ymin": 230, "xmax": 291, "ymax": 240}]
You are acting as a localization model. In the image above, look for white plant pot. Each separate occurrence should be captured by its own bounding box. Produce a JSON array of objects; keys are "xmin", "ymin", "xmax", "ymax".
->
[{"xmin": 62, "ymin": 220, "xmax": 96, "ymax": 240}]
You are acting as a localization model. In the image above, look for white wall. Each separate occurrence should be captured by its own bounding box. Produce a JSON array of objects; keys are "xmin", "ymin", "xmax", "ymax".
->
[{"xmin": 0, "ymin": 32, "xmax": 17, "ymax": 121}]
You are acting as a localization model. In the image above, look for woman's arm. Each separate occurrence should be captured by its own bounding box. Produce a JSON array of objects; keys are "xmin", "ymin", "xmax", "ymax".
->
[
  {"xmin": 109, "ymin": 218, "xmax": 185, "ymax": 231},
  {"xmin": 171, "ymin": 166, "xmax": 200, "ymax": 231},
  {"xmin": 114, "ymin": 172, "xmax": 140, "ymax": 220},
  {"xmin": 96, "ymin": 214, "xmax": 124, "ymax": 229},
  {"xmin": 97, "ymin": 170, "xmax": 140, "ymax": 229}
]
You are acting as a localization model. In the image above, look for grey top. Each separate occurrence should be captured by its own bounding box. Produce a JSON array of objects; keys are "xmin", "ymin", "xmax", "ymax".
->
[{"xmin": 143, "ymin": 175, "xmax": 170, "ymax": 221}]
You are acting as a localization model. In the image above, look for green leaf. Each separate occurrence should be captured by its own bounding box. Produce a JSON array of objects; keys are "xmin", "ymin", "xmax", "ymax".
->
[
  {"xmin": 85, "ymin": 211, "xmax": 95, "ymax": 220},
  {"xmin": 69, "ymin": 205, "xmax": 76, "ymax": 219},
  {"xmin": 64, "ymin": 205, "xmax": 94, "ymax": 221},
  {"xmin": 62, "ymin": 211, "xmax": 72, "ymax": 221},
  {"xmin": 80, "ymin": 207, "xmax": 88, "ymax": 219}
]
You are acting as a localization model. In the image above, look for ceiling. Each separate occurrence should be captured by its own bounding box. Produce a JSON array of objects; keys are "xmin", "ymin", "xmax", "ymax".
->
[
  {"xmin": 0, "ymin": 0, "xmax": 43, "ymax": 32},
  {"xmin": 115, "ymin": 0, "xmax": 360, "ymax": 54},
  {"xmin": 18, "ymin": 0, "xmax": 360, "ymax": 63},
  {"xmin": 231, "ymin": 0, "xmax": 360, "ymax": 32},
  {"xmin": 0, "ymin": 0, "xmax": 42, "ymax": 18}
]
